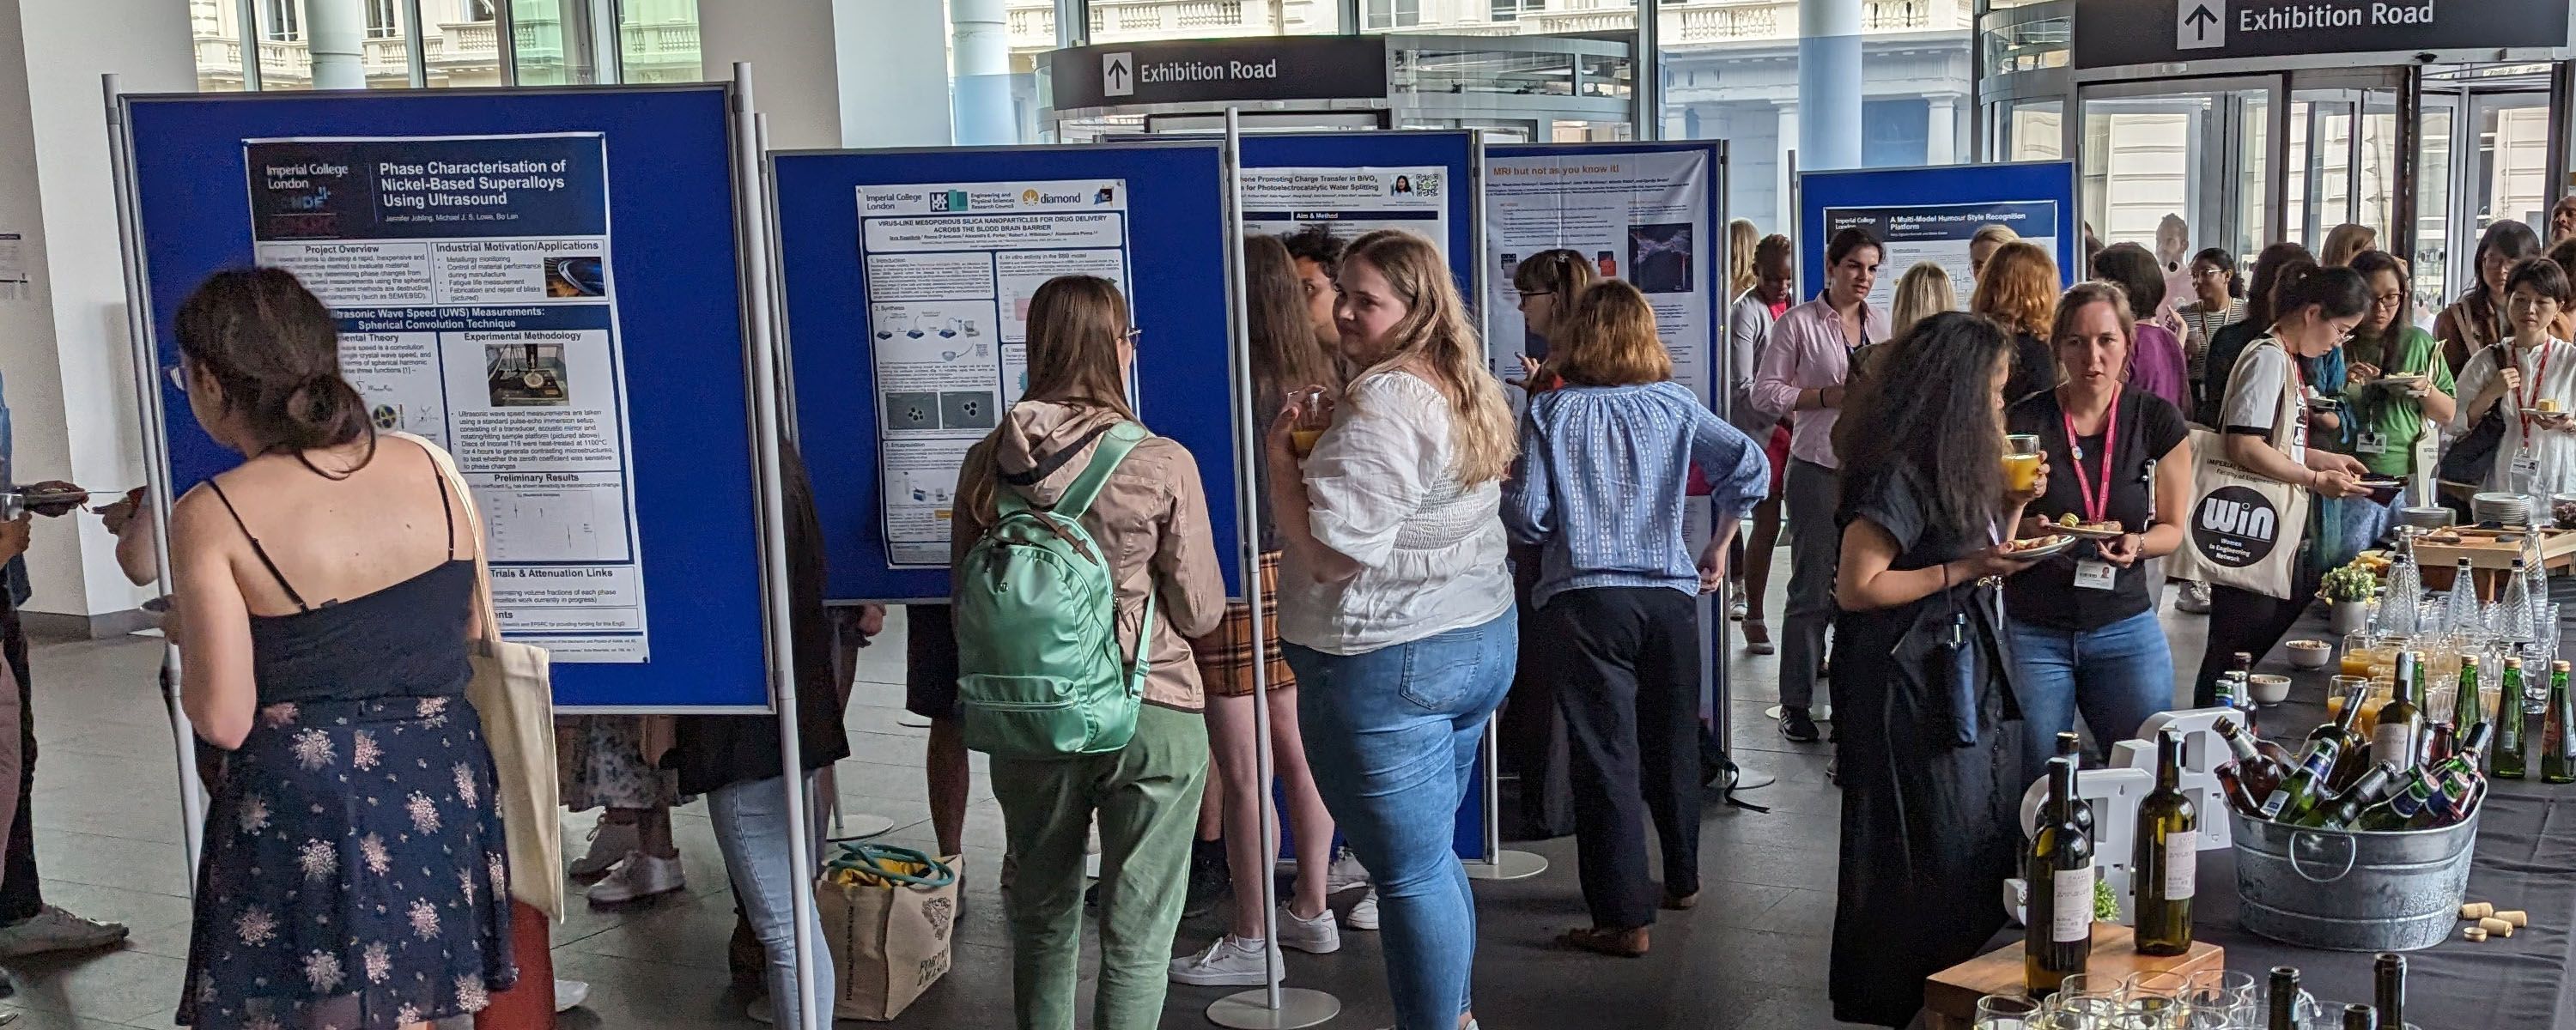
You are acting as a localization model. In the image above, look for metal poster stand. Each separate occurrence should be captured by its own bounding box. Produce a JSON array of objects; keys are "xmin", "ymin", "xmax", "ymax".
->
[
  {"xmin": 1206, "ymin": 106, "xmax": 1342, "ymax": 1030},
  {"xmin": 1460, "ymin": 128, "xmax": 1546, "ymax": 883},
  {"xmin": 104, "ymin": 73, "xmax": 210, "ymax": 889}
]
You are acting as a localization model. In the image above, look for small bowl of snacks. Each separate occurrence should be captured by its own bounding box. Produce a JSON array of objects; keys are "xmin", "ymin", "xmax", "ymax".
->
[
  {"xmin": 2248, "ymin": 673, "xmax": 2293, "ymax": 705},
  {"xmin": 2286, "ymin": 639, "xmax": 2333, "ymax": 670}
]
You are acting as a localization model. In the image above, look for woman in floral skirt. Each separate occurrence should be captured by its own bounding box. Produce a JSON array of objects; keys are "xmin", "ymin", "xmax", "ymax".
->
[{"xmin": 168, "ymin": 268, "xmax": 513, "ymax": 1029}]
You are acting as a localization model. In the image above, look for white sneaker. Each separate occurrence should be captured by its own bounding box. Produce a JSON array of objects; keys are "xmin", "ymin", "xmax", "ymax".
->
[
  {"xmin": 1277, "ymin": 906, "xmax": 1340, "ymax": 954},
  {"xmin": 0, "ymin": 906, "xmax": 128, "ymax": 957},
  {"xmin": 1168, "ymin": 935, "xmax": 1283, "ymax": 986},
  {"xmin": 1345, "ymin": 888, "xmax": 1380, "ymax": 931},
  {"xmin": 553, "ymin": 979, "xmax": 589, "ymax": 1012},
  {"xmin": 568, "ymin": 819, "xmax": 639, "ymax": 879},
  {"xmin": 586, "ymin": 851, "xmax": 684, "ymax": 904},
  {"xmin": 1323, "ymin": 848, "xmax": 1370, "ymax": 894}
]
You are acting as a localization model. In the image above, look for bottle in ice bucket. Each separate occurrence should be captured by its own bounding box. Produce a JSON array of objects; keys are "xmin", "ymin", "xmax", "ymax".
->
[
  {"xmin": 2497, "ymin": 657, "xmax": 2531, "ymax": 779},
  {"xmin": 2321, "ymin": 678, "xmax": 2375, "ymax": 791},
  {"xmin": 2260, "ymin": 718, "xmax": 2343, "ymax": 823},
  {"xmin": 2215, "ymin": 717, "xmax": 2286, "ymax": 815},
  {"xmin": 2546, "ymin": 660, "xmax": 2576, "ymax": 784},
  {"xmin": 2025, "ymin": 756, "xmax": 2092, "ymax": 994},
  {"xmin": 2356, "ymin": 768, "xmax": 2439, "ymax": 830},
  {"xmin": 2371, "ymin": 652, "xmax": 2427, "ymax": 771},
  {"xmin": 2425, "ymin": 722, "xmax": 2494, "ymax": 825},
  {"xmin": 2296, "ymin": 762, "xmax": 2396, "ymax": 829}
]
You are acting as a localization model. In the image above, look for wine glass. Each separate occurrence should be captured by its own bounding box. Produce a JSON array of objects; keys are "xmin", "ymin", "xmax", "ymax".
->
[{"xmin": 1975, "ymin": 992, "xmax": 2044, "ymax": 1029}]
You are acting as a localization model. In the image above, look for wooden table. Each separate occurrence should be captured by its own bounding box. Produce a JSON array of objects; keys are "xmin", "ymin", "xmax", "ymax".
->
[{"xmin": 1923, "ymin": 924, "xmax": 2225, "ymax": 1030}]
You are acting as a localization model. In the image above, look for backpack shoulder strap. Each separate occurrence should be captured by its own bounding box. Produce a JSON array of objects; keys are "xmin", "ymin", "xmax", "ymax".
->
[{"xmin": 1052, "ymin": 421, "xmax": 1146, "ymax": 520}]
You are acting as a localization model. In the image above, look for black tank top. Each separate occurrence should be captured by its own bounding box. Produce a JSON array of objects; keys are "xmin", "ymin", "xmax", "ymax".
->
[{"xmin": 204, "ymin": 442, "xmax": 475, "ymax": 705}]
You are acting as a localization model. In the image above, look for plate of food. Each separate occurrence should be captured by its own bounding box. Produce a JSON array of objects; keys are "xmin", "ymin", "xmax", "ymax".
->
[
  {"xmin": 2377, "ymin": 373, "xmax": 2427, "ymax": 390},
  {"xmin": 2046, "ymin": 513, "xmax": 2126, "ymax": 540},
  {"xmin": 2002, "ymin": 534, "xmax": 2079, "ymax": 561}
]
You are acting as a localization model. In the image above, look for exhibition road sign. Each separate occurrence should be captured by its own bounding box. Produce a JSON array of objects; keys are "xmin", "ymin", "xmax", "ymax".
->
[
  {"xmin": 2075, "ymin": 0, "xmax": 2573, "ymax": 70},
  {"xmin": 1048, "ymin": 36, "xmax": 1391, "ymax": 110}
]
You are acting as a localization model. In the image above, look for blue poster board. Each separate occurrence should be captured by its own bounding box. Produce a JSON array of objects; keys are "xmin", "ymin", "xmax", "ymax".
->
[
  {"xmin": 1240, "ymin": 131, "xmax": 1479, "ymax": 314},
  {"xmin": 1798, "ymin": 161, "xmax": 2080, "ymax": 306},
  {"xmin": 124, "ymin": 84, "xmax": 769, "ymax": 711},
  {"xmin": 771, "ymin": 142, "xmax": 1242, "ymax": 603}
]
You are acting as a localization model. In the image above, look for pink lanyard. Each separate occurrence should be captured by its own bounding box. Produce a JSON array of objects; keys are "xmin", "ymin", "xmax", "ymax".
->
[{"xmin": 2062, "ymin": 389, "xmax": 2123, "ymax": 524}]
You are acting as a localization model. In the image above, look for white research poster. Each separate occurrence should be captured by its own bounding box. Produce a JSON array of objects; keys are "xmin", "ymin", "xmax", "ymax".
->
[
  {"xmin": 1485, "ymin": 150, "xmax": 1715, "ymax": 405},
  {"xmin": 1822, "ymin": 200, "xmax": 2060, "ymax": 312},
  {"xmin": 1242, "ymin": 166, "xmax": 1449, "ymax": 258},
  {"xmin": 857, "ymin": 179, "xmax": 1133, "ymax": 567},
  {"xmin": 245, "ymin": 132, "xmax": 651, "ymax": 662}
]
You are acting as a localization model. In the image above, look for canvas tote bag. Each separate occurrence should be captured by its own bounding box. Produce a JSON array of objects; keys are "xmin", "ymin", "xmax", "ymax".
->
[
  {"xmin": 2170, "ymin": 339, "xmax": 2312, "ymax": 599},
  {"xmin": 819, "ymin": 845, "xmax": 961, "ymax": 1021},
  {"xmin": 402, "ymin": 433, "xmax": 567, "ymax": 921}
]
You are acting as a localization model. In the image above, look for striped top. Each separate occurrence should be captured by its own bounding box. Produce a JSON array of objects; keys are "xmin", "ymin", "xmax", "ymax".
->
[{"xmin": 1502, "ymin": 381, "xmax": 1771, "ymax": 609}]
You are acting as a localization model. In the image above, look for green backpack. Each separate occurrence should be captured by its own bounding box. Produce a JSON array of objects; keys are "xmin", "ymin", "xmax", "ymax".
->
[{"xmin": 953, "ymin": 422, "xmax": 1155, "ymax": 759}]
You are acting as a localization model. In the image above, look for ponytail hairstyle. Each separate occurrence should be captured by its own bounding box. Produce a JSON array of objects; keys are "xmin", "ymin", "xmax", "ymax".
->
[
  {"xmin": 1342, "ymin": 229, "xmax": 1517, "ymax": 486},
  {"xmin": 1512, "ymin": 248, "xmax": 1598, "ymax": 303},
  {"xmin": 1728, "ymin": 218, "xmax": 1760, "ymax": 299},
  {"xmin": 173, "ymin": 267, "xmax": 374, "ymax": 476},
  {"xmin": 2241, "ymin": 242, "xmax": 2317, "ymax": 329},
  {"xmin": 2272, "ymin": 262, "xmax": 2372, "ymax": 324}
]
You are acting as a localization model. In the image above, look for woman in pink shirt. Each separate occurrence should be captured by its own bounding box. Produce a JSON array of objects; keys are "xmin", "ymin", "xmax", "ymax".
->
[
  {"xmin": 1749, "ymin": 227, "xmax": 1887, "ymax": 743},
  {"xmin": 2093, "ymin": 243, "xmax": 2191, "ymax": 411}
]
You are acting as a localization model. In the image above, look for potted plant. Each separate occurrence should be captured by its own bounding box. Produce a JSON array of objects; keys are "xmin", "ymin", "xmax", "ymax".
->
[{"xmin": 2322, "ymin": 561, "xmax": 2379, "ymax": 635}]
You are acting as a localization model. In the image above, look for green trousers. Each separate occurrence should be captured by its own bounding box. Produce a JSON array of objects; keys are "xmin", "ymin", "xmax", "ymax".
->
[{"xmin": 991, "ymin": 704, "xmax": 1211, "ymax": 1030}]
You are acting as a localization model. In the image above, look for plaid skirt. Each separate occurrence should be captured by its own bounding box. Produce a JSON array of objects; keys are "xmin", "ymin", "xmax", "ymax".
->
[{"xmin": 1194, "ymin": 552, "xmax": 1295, "ymax": 697}]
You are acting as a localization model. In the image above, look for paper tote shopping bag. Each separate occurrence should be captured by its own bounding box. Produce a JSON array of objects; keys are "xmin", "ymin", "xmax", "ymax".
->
[
  {"xmin": 2170, "ymin": 342, "xmax": 2311, "ymax": 600},
  {"xmin": 399, "ymin": 433, "xmax": 567, "ymax": 921},
  {"xmin": 821, "ymin": 851, "xmax": 962, "ymax": 1021}
]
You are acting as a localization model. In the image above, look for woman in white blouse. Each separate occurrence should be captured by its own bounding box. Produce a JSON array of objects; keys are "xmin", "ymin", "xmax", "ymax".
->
[
  {"xmin": 2453, "ymin": 258, "xmax": 2576, "ymax": 494},
  {"xmin": 1268, "ymin": 229, "xmax": 1516, "ymax": 1030}
]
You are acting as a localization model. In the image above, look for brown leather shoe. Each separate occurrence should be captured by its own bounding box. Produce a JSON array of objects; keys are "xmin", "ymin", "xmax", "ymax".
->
[{"xmin": 1558, "ymin": 925, "xmax": 1649, "ymax": 957}]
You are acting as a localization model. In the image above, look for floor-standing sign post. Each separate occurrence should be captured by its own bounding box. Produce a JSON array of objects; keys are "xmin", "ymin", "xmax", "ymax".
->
[
  {"xmin": 1462, "ymin": 130, "xmax": 1547, "ymax": 883},
  {"xmin": 103, "ymin": 73, "xmax": 208, "ymax": 889},
  {"xmin": 728, "ymin": 63, "xmax": 828, "ymax": 1030},
  {"xmin": 1205, "ymin": 112, "xmax": 1342, "ymax": 1030}
]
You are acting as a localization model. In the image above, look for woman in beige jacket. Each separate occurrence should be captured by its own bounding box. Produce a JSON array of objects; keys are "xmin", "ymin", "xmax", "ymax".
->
[{"xmin": 951, "ymin": 274, "xmax": 1226, "ymax": 1030}]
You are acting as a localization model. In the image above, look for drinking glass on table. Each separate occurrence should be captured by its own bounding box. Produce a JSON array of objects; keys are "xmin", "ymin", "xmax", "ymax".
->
[
  {"xmin": 2004, "ymin": 433, "xmax": 2044, "ymax": 493},
  {"xmin": 1975, "ymin": 992, "xmax": 2044, "ymax": 1029}
]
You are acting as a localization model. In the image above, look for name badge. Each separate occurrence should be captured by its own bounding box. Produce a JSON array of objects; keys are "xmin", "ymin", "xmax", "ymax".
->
[
  {"xmin": 2356, "ymin": 429, "xmax": 2388, "ymax": 456},
  {"xmin": 2075, "ymin": 560, "xmax": 2118, "ymax": 591},
  {"xmin": 2512, "ymin": 454, "xmax": 2542, "ymax": 493}
]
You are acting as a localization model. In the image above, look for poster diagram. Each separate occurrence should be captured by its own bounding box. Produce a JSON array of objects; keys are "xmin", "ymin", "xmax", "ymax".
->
[
  {"xmin": 1242, "ymin": 166, "xmax": 1449, "ymax": 257},
  {"xmin": 1485, "ymin": 150, "xmax": 1714, "ymax": 403},
  {"xmin": 1823, "ymin": 200, "xmax": 2060, "ymax": 311},
  {"xmin": 858, "ymin": 179, "xmax": 1133, "ymax": 566},
  {"xmin": 245, "ymin": 132, "xmax": 650, "ymax": 662}
]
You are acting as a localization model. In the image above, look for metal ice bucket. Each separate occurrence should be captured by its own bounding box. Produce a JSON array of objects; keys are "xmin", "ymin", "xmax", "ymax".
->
[{"xmin": 2229, "ymin": 807, "xmax": 2479, "ymax": 951}]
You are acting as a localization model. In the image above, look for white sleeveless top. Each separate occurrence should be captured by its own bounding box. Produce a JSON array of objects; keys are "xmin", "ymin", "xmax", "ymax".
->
[{"xmin": 1278, "ymin": 370, "xmax": 1513, "ymax": 655}]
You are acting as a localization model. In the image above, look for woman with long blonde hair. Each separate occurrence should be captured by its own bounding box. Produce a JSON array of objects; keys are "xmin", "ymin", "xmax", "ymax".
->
[
  {"xmin": 952, "ymin": 275, "xmax": 1228, "ymax": 1030},
  {"xmin": 1270, "ymin": 228, "xmax": 1516, "ymax": 1030},
  {"xmin": 1971, "ymin": 239, "xmax": 2066, "ymax": 404},
  {"xmin": 1888, "ymin": 261, "xmax": 1957, "ymax": 342},
  {"xmin": 1728, "ymin": 217, "xmax": 1760, "ymax": 298}
]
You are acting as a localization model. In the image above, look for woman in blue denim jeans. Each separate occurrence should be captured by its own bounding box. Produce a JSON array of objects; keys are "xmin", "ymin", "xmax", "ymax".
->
[
  {"xmin": 2003, "ymin": 282, "xmax": 2197, "ymax": 776},
  {"xmin": 1268, "ymin": 229, "xmax": 1518, "ymax": 1030}
]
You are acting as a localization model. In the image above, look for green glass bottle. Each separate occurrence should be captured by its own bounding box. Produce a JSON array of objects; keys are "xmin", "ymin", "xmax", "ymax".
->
[
  {"xmin": 2497, "ymin": 657, "xmax": 2531, "ymax": 779},
  {"xmin": 2026, "ymin": 757, "xmax": 2093, "ymax": 994},
  {"xmin": 2545, "ymin": 660, "xmax": 2576, "ymax": 785},
  {"xmin": 2356, "ymin": 769, "xmax": 2438, "ymax": 831},
  {"xmin": 2132, "ymin": 730, "xmax": 2196, "ymax": 955},
  {"xmin": 2456, "ymin": 653, "xmax": 2487, "ymax": 736}
]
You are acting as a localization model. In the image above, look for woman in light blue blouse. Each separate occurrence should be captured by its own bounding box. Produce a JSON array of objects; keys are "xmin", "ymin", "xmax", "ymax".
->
[{"xmin": 1502, "ymin": 281, "xmax": 1769, "ymax": 957}]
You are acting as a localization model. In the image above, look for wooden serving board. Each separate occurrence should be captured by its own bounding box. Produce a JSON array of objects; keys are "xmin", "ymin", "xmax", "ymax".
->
[
  {"xmin": 2415, "ymin": 528, "xmax": 2576, "ymax": 597},
  {"xmin": 1922, "ymin": 924, "xmax": 2224, "ymax": 1030}
]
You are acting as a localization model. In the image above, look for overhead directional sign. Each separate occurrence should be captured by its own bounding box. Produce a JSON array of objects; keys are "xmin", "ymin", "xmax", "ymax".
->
[
  {"xmin": 2178, "ymin": 0, "xmax": 2224, "ymax": 50},
  {"xmin": 1046, "ymin": 36, "xmax": 1390, "ymax": 111},
  {"xmin": 2075, "ymin": 0, "xmax": 2573, "ymax": 70}
]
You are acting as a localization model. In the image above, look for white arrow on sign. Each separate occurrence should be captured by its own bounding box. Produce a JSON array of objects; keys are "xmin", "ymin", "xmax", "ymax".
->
[
  {"xmin": 1103, "ymin": 52, "xmax": 1134, "ymax": 97},
  {"xmin": 2177, "ymin": 0, "xmax": 2224, "ymax": 50}
]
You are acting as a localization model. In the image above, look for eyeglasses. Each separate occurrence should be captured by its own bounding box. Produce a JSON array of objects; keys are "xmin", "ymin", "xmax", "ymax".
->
[
  {"xmin": 1516, "ymin": 290, "xmax": 1554, "ymax": 300},
  {"xmin": 165, "ymin": 365, "xmax": 189, "ymax": 393},
  {"xmin": 1122, "ymin": 327, "xmax": 1144, "ymax": 344},
  {"xmin": 2373, "ymin": 292, "xmax": 2406, "ymax": 310}
]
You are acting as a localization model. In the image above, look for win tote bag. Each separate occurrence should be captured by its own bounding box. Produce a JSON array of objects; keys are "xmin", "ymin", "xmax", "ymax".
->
[
  {"xmin": 403, "ymin": 433, "xmax": 567, "ymax": 921},
  {"xmin": 2171, "ymin": 340, "xmax": 2312, "ymax": 600}
]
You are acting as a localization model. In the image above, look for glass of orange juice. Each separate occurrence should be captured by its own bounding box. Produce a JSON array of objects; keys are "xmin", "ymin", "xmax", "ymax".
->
[
  {"xmin": 1288, "ymin": 385, "xmax": 1334, "ymax": 457},
  {"xmin": 2002, "ymin": 434, "xmax": 2043, "ymax": 493}
]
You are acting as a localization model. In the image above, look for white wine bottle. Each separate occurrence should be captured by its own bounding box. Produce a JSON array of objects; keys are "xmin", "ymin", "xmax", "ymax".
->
[
  {"xmin": 2132, "ymin": 729, "xmax": 2196, "ymax": 956},
  {"xmin": 2372, "ymin": 651, "xmax": 2427, "ymax": 771},
  {"xmin": 2026, "ymin": 756, "xmax": 2093, "ymax": 994}
]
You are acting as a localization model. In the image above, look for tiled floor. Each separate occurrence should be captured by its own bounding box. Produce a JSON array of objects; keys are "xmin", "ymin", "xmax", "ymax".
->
[{"xmin": 0, "ymin": 549, "xmax": 2211, "ymax": 1029}]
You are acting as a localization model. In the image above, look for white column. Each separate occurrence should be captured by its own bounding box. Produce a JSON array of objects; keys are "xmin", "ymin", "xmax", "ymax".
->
[
  {"xmin": 305, "ymin": 0, "xmax": 366, "ymax": 89},
  {"xmin": 0, "ymin": 0, "xmax": 195, "ymax": 633},
  {"xmin": 1776, "ymin": 100, "xmax": 1799, "ymax": 233},
  {"xmin": 1927, "ymin": 94, "xmax": 1957, "ymax": 166},
  {"xmin": 697, "ymin": 0, "xmax": 955, "ymax": 149},
  {"xmin": 951, "ymin": 0, "xmax": 1015, "ymax": 146}
]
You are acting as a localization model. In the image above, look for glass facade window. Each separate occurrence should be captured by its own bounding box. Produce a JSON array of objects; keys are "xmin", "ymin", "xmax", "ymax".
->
[
  {"xmin": 367, "ymin": 0, "xmax": 401, "ymax": 38},
  {"xmin": 264, "ymin": 0, "xmax": 303, "ymax": 41},
  {"xmin": 1364, "ymin": 0, "xmax": 1422, "ymax": 31},
  {"xmin": 189, "ymin": 0, "xmax": 703, "ymax": 92}
]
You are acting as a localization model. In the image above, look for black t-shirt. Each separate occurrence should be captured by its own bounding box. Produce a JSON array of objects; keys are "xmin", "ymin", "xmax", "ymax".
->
[
  {"xmin": 2004, "ymin": 390, "xmax": 2191, "ymax": 632},
  {"xmin": 1838, "ymin": 461, "xmax": 1978, "ymax": 572},
  {"xmin": 2007, "ymin": 331, "xmax": 2059, "ymax": 408}
]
